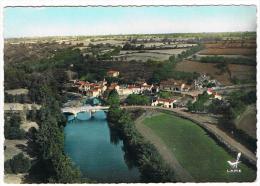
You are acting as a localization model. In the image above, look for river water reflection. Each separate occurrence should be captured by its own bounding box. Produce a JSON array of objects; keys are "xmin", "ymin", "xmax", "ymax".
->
[{"xmin": 64, "ymin": 111, "xmax": 140, "ymax": 183}]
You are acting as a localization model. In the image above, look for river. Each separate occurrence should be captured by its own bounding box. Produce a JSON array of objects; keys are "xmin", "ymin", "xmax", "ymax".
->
[{"xmin": 64, "ymin": 111, "xmax": 140, "ymax": 183}]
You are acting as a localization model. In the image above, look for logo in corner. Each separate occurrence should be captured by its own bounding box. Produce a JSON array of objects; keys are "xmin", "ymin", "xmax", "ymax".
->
[{"xmin": 227, "ymin": 152, "xmax": 242, "ymax": 173}]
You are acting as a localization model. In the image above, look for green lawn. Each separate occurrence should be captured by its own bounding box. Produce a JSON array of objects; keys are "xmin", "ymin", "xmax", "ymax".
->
[{"xmin": 143, "ymin": 113, "xmax": 256, "ymax": 182}]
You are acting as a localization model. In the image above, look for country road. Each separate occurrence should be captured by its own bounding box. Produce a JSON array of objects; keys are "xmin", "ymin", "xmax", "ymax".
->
[{"xmin": 122, "ymin": 105, "xmax": 257, "ymax": 165}]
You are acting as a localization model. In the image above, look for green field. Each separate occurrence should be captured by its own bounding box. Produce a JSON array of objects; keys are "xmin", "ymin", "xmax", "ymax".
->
[{"xmin": 143, "ymin": 113, "xmax": 256, "ymax": 182}]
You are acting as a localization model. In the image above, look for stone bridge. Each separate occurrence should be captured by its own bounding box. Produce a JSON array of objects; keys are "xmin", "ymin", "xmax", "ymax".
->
[{"xmin": 62, "ymin": 105, "xmax": 109, "ymax": 117}]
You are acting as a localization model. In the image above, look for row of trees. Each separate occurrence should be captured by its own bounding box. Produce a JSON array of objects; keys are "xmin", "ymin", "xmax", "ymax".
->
[
  {"xmin": 199, "ymin": 56, "xmax": 256, "ymax": 66},
  {"xmin": 28, "ymin": 94, "xmax": 84, "ymax": 183},
  {"xmin": 4, "ymin": 93, "xmax": 30, "ymax": 103},
  {"xmin": 166, "ymin": 44, "xmax": 204, "ymax": 64},
  {"xmin": 106, "ymin": 90, "xmax": 176, "ymax": 182}
]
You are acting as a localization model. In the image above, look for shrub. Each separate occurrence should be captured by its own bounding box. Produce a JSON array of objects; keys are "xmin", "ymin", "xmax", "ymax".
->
[
  {"xmin": 4, "ymin": 114, "xmax": 26, "ymax": 139},
  {"xmin": 5, "ymin": 153, "xmax": 31, "ymax": 174}
]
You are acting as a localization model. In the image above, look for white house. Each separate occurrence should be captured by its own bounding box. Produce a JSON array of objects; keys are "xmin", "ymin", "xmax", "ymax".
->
[
  {"xmin": 87, "ymin": 88, "xmax": 101, "ymax": 97},
  {"xmin": 151, "ymin": 98, "xmax": 177, "ymax": 108},
  {"xmin": 107, "ymin": 70, "xmax": 120, "ymax": 77}
]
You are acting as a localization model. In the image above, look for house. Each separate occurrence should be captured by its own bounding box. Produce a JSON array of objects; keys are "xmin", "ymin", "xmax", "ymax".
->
[
  {"xmin": 111, "ymin": 56, "xmax": 127, "ymax": 62},
  {"xmin": 127, "ymin": 85, "xmax": 142, "ymax": 94},
  {"xmin": 151, "ymin": 98, "xmax": 177, "ymax": 108},
  {"xmin": 117, "ymin": 85, "xmax": 141, "ymax": 96},
  {"xmin": 140, "ymin": 83, "xmax": 154, "ymax": 92},
  {"xmin": 160, "ymin": 79, "xmax": 187, "ymax": 92},
  {"xmin": 181, "ymin": 84, "xmax": 192, "ymax": 92},
  {"xmin": 107, "ymin": 70, "xmax": 120, "ymax": 77},
  {"xmin": 207, "ymin": 88, "xmax": 222, "ymax": 100},
  {"xmin": 214, "ymin": 93, "xmax": 222, "ymax": 100},
  {"xmin": 108, "ymin": 83, "xmax": 120, "ymax": 91},
  {"xmin": 118, "ymin": 87, "xmax": 133, "ymax": 96},
  {"xmin": 207, "ymin": 88, "xmax": 213, "ymax": 95},
  {"xmin": 86, "ymin": 88, "xmax": 101, "ymax": 98}
]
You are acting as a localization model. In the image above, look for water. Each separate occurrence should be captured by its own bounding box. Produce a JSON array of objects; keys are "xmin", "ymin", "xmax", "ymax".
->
[{"xmin": 64, "ymin": 111, "xmax": 140, "ymax": 183}]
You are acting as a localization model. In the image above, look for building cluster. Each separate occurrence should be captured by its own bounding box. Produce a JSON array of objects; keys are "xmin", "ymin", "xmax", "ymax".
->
[
  {"xmin": 194, "ymin": 74, "xmax": 221, "ymax": 90},
  {"xmin": 159, "ymin": 79, "xmax": 192, "ymax": 92},
  {"xmin": 107, "ymin": 82, "xmax": 154, "ymax": 96},
  {"xmin": 72, "ymin": 70, "xmax": 154, "ymax": 98},
  {"xmin": 73, "ymin": 79, "xmax": 108, "ymax": 97},
  {"xmin": 71, "ymin": 70, "xmax": 223, "ymax": 109}
]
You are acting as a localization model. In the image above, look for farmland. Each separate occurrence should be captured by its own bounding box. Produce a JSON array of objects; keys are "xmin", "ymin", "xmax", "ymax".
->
[
  {"xmin": 142, "ymin": 112, "xmax": 256, "ymax": 182},
  {"xmin": 175, "ymin": 60, "xmax": 231, "ymax": 85},
  {"xmin": 118, "ymin": 49, "xmax": 187, "ymax": 62},
  {"xmin": 175, "ymin": 60, "xmax": 256, "ymax": 85},
  {"xmin": 229, "ymin": 64, "xmax": 256, "ymax": 82}
]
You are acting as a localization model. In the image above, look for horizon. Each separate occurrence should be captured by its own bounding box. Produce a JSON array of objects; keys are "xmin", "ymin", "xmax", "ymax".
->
[
  {"xmin": 4, "ymin": 6, "xmax": 257, "ymax": 38},
  {"xmin": 4, "ymin": 31, "xmax": 257, "ymax": 40}
]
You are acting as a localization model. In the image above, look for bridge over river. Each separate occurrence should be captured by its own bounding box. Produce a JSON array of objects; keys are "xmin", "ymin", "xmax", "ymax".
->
[{"xmin": 62, "ymin": 105, "xmax": 109, "ymax": 117}]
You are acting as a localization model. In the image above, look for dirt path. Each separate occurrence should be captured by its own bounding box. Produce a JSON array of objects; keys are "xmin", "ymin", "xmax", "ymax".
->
[
  {"xmin": 123, "ymin": 106, "xmax": 256, "ymax": 165},
  {"xmin": 135, "ymin": 111, "xmax": 194, "ymax": 182}
]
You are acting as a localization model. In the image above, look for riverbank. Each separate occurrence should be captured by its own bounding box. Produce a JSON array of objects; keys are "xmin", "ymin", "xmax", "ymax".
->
[{"xmin": 136, "ymin": 111, "xmax": 256, "ymax": 182}]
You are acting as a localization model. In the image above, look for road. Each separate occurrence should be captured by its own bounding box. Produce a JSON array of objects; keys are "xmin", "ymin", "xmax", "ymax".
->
[{"xmin": 122, "ymin": 105, "xmax": 257, "ymax": 165}]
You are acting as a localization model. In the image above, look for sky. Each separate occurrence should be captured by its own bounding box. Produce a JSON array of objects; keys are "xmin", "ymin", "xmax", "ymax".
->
[{"xmin": 4, "ymin": 6, "xmax": 257, "ymax": 38}]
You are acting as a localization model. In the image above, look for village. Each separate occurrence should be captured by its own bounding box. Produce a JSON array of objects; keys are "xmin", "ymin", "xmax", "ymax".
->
[{"xmin": 69, "ymin": 69, "xmax": 224, "ymax": 109}]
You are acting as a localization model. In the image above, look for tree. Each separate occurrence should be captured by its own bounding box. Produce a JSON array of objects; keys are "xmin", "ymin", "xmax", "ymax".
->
[
  {"xmin": 51, "ymin": 153, "xmax": 82, "ymax": 183},
  {"xmin": 158, "ymin": 91, "xmax": 172, "ymax": 99},
  {"xmin": 107, "ymin": 89, "xmax": 120, "ymax": 106},
  {"xmin": 125, "ymin": 94, "xmax": 149, "ymax": 105},
  {"xmin": 36, "ymin": 116, "xmax": 64, "ymax": 160},
  {"xmin": 4, "ymin": 114, "xmax": 25, "ymax": 139},
  {"xmin": 6, "ymin": 153, "xmax": 31, "ymax": 174},
  {"xmin": 169, "ymin": 55, "xmax": 176, "ymax": 63}
]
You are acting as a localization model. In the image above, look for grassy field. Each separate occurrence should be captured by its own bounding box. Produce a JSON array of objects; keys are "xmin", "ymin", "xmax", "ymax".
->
[{"xmin": 142, "ymin": 113, "xmax": 256, "ymax": 182}]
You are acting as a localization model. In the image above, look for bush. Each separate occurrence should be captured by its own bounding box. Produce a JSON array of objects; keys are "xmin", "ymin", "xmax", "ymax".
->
[
  {"xmin": 5, "ymin": 153, "xmax": 31, "ymax": 174},
  {"xmin": 4, "ymin": 114, "xmax": 26, "ymax": 139},
  {"xmin": 4, "ymin": 160, "xmax": 13, "ymax": 174}
]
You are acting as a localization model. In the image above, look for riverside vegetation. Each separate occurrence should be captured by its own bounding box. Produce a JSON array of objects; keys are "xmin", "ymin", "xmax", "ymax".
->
[{"xmin": 107, "ymin": 90, "xmax": 176, "ymax": 182}]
